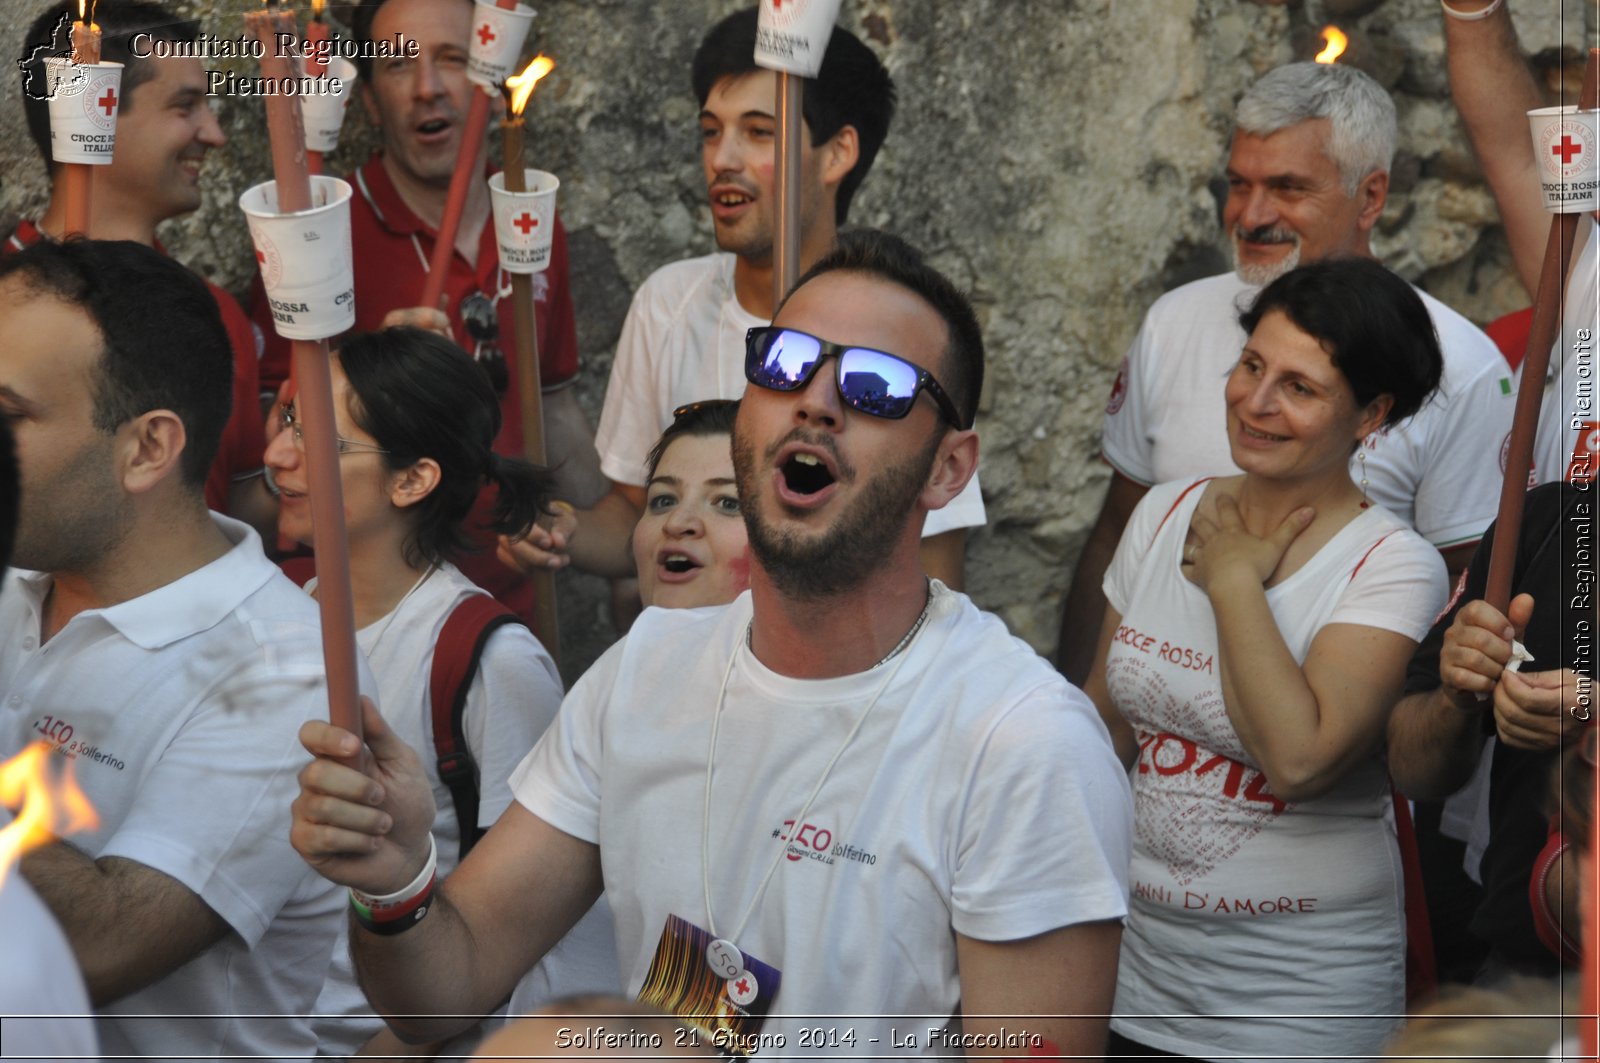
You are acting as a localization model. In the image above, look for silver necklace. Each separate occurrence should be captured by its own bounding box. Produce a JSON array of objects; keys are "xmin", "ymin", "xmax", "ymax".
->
[{"xmin": 701, "ymin": 587, "xmax": 934, "ymax": 988}]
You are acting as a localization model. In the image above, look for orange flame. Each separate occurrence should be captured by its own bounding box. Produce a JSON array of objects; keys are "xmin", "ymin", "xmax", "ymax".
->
[
  {"xmin": 507, "ymin": 55, "xmax": 555, "ymax": 116},
  {"xmin": 311, "ymin": 0, "xmax": 326, "ymax": 18},
  {"xmin": 1315, "ymin": 26, "xmax": 1348, "ymax": 65},
  {"xmin": 0, "ymin": 743, "xmax": 99, "ymax": 882}
]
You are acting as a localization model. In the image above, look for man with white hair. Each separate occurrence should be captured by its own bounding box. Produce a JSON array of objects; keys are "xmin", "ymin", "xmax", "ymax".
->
[{"xmin": 1057, "ymin": 61, "xmax": 1511, "ymax": 682}]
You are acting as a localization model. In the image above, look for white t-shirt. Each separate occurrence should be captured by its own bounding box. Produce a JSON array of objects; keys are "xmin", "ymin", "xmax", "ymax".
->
[
  {"xmin": 0, "ymin": 851, "xmax": 97, "ymax": 1063},
  {"xmin": 1100, "ymin": 270, "xmax": 1514, "ymax": 549},
  {"xmin": 511, "ymin": 584, "xmax": 1131, "ymax": 1055},
  {"xmin": 594, "ymin": 252, "xmax": 987, "ymax": 537},
  {"xmin": 1102, "ymin": 479, "xmax": 1447, "ymax": 1061},
  {"xmin": 0, "ymin": 517, "xmax": 357, "ymax": 1061},
  {"xmin": 1533, "ymin": 217, "xmax": 1600, "ymax": 485},
  {"xmin": 310, "ymin": 563, "xmax": 619, "ymax": 1058}
]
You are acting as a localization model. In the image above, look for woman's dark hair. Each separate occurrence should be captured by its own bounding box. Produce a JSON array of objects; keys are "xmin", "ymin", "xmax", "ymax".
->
[
  {"xmin": 645, "ymin": 399, "xmax": 740, "ymax": 481},
  {"xmin": 1559, "ymin": 731, "xmax": 1594, "ymax": 854},
  {"xmin": 1238, "ymin": 256, "xmax": 1443, "ymax": 428},
  {"xmin": 337, "ymin": 327, "xmax": 555, "ymax": 567}
]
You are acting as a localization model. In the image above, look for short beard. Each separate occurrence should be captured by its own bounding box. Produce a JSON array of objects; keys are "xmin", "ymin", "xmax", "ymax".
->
[
  {"xmin": 1231, "ymin": 226, "xmax": 1302, "ymax": 287},
  {"xmin": 732, "ymin": 424, "xmax": 940, "ymax": 602}
]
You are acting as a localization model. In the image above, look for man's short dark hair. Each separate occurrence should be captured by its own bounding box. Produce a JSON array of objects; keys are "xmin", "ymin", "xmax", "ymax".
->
[
  {"xmin": 784, "ymin": 229, "xmax": 982, "ymax": 431},
  {"xmin": 1238, "ymin": 255, "xmax": 1442, "ymax": 429},
  {"xmin": 0, "ymin": 240, "xmax": 232, "ymax": 492},
  {"xmin": 20, "ymin": 2, "xmax": 200, "ymax": 171},
  {"xmin": 351, "ymin": 0, "xmax": 474, "ymax": 81},
  {"xmin": 691, "ymin": 7, "xmax": 895, "ymax": 226}
]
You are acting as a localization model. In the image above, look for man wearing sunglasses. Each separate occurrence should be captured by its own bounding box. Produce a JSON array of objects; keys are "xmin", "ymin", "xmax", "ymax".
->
[
  {"xmin": 506, "ymin": 7, "xmax": 984, "ymax": 594},
  {"xmin": 292, "ymin": 230, "xmax": 1131, "ymax": 1056}
]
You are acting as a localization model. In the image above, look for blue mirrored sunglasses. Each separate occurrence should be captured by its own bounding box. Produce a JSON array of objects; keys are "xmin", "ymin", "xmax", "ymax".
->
[{"xmin": 743, "ymin": 327, "xmax": 968, "ymax": 430}]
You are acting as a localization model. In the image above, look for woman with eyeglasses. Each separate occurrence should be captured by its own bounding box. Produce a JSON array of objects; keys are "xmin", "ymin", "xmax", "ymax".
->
[
  {"xmin": 631, "ymin": 400, "xmax": 750, "ymax": 611},
  {"xmin": 265, "ymin": 327, "xmax": 617, "ymax": 1056},
  {"xmin": 1082, "ymin": 258, "xmax": 1450, "ymax": 1060}
]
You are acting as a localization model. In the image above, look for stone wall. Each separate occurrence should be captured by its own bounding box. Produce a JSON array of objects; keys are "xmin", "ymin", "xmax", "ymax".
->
[{"xmin": 1, "ymin": 0, "xmax": 1588, "ymax": 681}]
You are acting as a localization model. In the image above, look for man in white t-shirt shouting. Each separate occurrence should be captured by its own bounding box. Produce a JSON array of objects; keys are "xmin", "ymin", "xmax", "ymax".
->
[
  {"xmin": 293, "ymin": 230, "xmax": 1131, "ymax": 1057},
  {"xmin": 1056, "ymin": 61, "xmax": 1512, "ymax": 683},
  {"xmin": 505, "ymin": 7, "xmax": 985, "ymax": 591}
]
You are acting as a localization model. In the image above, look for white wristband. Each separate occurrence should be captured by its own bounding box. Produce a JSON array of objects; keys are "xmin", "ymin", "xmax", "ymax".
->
[
  {"xmin": 1440, "ymin": 0, "xmax": 1505, "ymax": 21},
  {"xmin": 351, "ymin": 833, "xmax": 437, "ymax": 909}
]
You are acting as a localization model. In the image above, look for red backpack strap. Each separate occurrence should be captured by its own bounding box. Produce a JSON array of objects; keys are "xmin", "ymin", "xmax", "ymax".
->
[
  {"xmin": 1391, "ymin": 789, "xmax": 1438, "ymax": 1003},
  {"xmin": 430, "ymin": 594, "xmax": 527, "ymax": 864}
]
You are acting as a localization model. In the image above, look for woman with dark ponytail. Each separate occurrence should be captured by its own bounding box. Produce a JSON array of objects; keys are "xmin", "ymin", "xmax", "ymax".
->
[{"xmin": 265, "ymin": 327, "xmax": 617, "ymax": 1056}]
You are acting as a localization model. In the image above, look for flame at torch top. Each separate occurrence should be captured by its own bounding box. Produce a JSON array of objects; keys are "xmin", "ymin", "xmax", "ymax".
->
[
  {"xmin": 1315, "ymin": 26, "xmax": 1348, "ymax": 65},
  {"xmin": 311, "ymin": 0, "xmax": 326, "ymax": 18},
  {"xmin": 0, "ymin": 743, "xmax": 99, "ymax": 884},
  {"xmin": 506, "ymin": 55, "xmax": 555, "ymax": 116}
]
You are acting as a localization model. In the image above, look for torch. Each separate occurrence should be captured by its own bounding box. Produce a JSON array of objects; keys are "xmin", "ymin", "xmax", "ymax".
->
[
  {"xmin": 496, "ymin": 54, "xmax": 561, "ymax": 662},
  {"xmin": 301, "ymin": 0, "xmax": 356, "ymax": 177},
  {"xmin": 59, "ymin": 0, "xmax": 105, "ymax": 237},
  {"xmin": 242, "ymin": 1, "xmax": 363, "ymax": 743},
  {"xmin": 304, "ymin": 0, "xmax": 330, "ymax": 174},
  {"xmin": 1466, "ymin": 47, "xmax": 1600, "ymax": 1058},
  {"xmin": 419, "ymin": 0, "xmax": 535, "ymax": 313},
  {"xmin": 754, "ymin": 0, "xmax": 842, "ymax": 307}
]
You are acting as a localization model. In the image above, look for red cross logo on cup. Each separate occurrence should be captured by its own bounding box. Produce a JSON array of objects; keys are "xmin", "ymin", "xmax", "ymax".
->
[
  {"xmin": 476, "ymin": 23, "xmax": 495, "ymax": 46},
  {"xmin": 1554, "ymin": 135, "xmax": 1583, "ymax": 164},
  {"xmin": 513, "ymin": 212, "xmax": 538, "ymax": 235},
  {"xmin": 97, "ymin": 87, "xmax": 117, "ymax": 117}
]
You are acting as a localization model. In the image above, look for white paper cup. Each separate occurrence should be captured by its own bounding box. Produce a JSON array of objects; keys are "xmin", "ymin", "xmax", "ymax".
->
[
  {"xmin": 467, "ymin": 0, "xmax": 536, "ymax": 90},
  {"xmin": 301, "ymin": 57, "xmax": 357, "ymax": 154},
  {"xmin": 488, "ymin": 170, "xmax": 558, "ymax": 274},
  {"xmin": 239, "ymin": 176, "xmax": 356, "ymax": 341},
  {"xmin": 754, "ymin": 0, "xmax": 842, "ymax": 78},
  {"xmin": 1528, "ymin": 106, "xmax": 1600, "ymax": 213},
  {"xmin": 47, "ymin": 60, "xmax": 123, "ymax": 165}
]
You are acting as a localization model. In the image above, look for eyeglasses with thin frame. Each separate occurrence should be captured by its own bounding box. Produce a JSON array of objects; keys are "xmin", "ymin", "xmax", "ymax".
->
[
  {"xmin": 744, "ymin": 326, "xmax": 967, "ymax": 429},
  {"xmin": 277, "ymin": 403, "xmax": 391, "ymax": 457}
]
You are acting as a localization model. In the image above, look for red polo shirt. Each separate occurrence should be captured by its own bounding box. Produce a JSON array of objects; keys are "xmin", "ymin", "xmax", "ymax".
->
[
  {"xmin": 248, "ymin": 155, "xmax": 581, "ymax": 625},
  {"xmin": 5, "ymin": 220, "xmax": 266, "ymax": 517}
]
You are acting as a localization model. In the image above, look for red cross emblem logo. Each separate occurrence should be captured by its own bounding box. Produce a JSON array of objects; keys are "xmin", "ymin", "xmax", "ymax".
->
[
  {"xmin": 476, "ymin": 23, "xmax": 495, "ymax": 46},
  {"xmin": 97, "ymin": 87, "xmax": 117, "ymax": 117},
  {"xmin": 735, "ymin": 977, "xmax": 750, "ymax": 996},
  {"xmin": 513, "ymin": 212, "xmax": 538, "ymax": 235},
  {"xmin": 1554, "ymin": 135, "xmax": 1583, "ymax": 164}
]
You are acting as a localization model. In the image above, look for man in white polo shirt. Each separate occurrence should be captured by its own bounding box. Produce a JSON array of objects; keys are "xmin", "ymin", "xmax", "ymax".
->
[{"xmin": 0, "ymin": 240, "xmax": 356, "ymax": 1060}]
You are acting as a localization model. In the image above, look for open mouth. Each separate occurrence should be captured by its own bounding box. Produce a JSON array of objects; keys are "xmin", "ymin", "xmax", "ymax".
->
[
  {"xmin": 417, "ymin": 118, "xmax": 450, "ymax": 136},
  {"xmin": 660, "ymin": 552, "xmax": 701, "ymax": 575},
  {"xmin": 781, "ymin": 452, "xmax": 836, "ymax": 497}
]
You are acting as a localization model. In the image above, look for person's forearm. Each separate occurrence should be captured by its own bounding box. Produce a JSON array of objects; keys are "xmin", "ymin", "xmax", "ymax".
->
[
  {"xmin": 349, "ymin": 891, "xmax": 498, "ymax": 1042},
  {"xmin": 22, "ymin": 844, "xmax": 228, "ymax": 1004},
  {"xmin": 564, "ymin": 491, "xmax": 642, "ymax": 578},
  {"xmin": 1386, "ymin": 688, "xmax": 1489, "ymax": 799},
  {"xmin": 1210, "ymin": 569, "xmax": 1329, "ymax": 798},
  {"xmin": 1057, "ymin": 529, "xmax": 1119, "ymax": 686},
  {"xmin": 541, "ymin": 387, "xmax": 609, "ymax": 509},
  {"xmin": 1444, "ymin": 0, "xmax": 1549, "ymax": 293}
]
